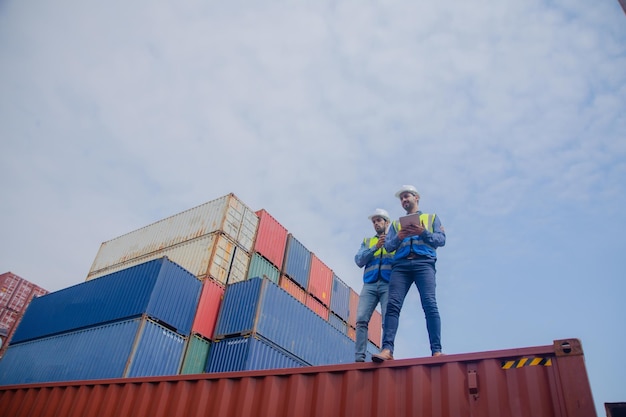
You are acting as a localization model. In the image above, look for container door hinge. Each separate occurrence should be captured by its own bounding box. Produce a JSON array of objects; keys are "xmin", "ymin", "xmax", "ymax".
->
[{"xmin": 468, "ymin": 369, "xmax": 479, "ymax": 398}]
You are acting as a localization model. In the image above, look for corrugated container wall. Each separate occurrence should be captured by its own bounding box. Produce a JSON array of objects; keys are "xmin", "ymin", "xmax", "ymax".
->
[
  {"xmin": 330, "ymin": 273, "xmax": 350, "ymax": 322},
  {"xmin": 125, "ymin": 319, "xmax": 186, "ymax": 378},
  {"xmin": 190, "ymin": 278, "xmax": 224, "ymax": 340},
  {"xmin": 180, "ymin": 335, "xmax": 211, "ymax": 375},
  {"xmin": 87, "ymin": 193, "xmax": 258, "ymax": 277},
  {"xmin": 87, "ymin": 232, "xmax": 251, "ymax": 286},
  {"xmin": 0, "ymin": 310, "xmax": 19, "ymax": 356},
  {"xmin": 253, "ymin": 209, "xmax": 288, "ymax": 269},
  {"xmin": 348, "ymin": 288, "xmax": 359, "ymax": 328},
  {"xmin": 279, "ymin": 275, "xmax": 307, "ymax": 304},
  {"xmin": 328, "ymin": 312, "xmax": 347, "ymax": 335},
  {"xmin": 0, "ymin": 273, "xmax": 20, "ymax": 309},
  {"xmin": 214, "ymin": 278, "xmax": 353, "ymax": 366},
  {"xmin": 0, "ymin": 273, "xmax": 40, "ymax": 312},
  {"xmin": 306, "ymin": 294, "xmax": 329, "ymax": 320},
  {"xmin": 0, "ymin": 317, "xmax": 185, "ymax": 385},
  {"xmin": 11, "ymin": 257, "xmax": 201, "ymax": 344},
  {"xmin": 0, "ymin": 310, "xmax": 19, "ymax": 338},
  {"xmin": 0, "ymin": 272, "xmax": 48, "ymax": 357},
  {"xmin": 0, "ymin": 339, "xmax": 597, "ymax": 417},
  {"xmin": 282, "ymin": 234, "xmax": 311, "ymax": 289},
  {"xmin": 307, "ymin": 254, "xmax": 332, "ymax": 307},
  {"xmin": 368, "ymin": 309, "xmax": 382, "ymax": 348},
  {"xmin": 206, "ymin": 334, "xmax": 309, "ymax": 373},
  {"xmin": 246, "ymin": 253, "xmax": 280, "ymax": 285},
  {"xmin": 347, "ymin": 325, "xmax": 356, "ymax": 341}
]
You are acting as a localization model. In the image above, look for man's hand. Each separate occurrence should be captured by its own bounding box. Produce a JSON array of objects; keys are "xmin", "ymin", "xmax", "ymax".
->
[
  {"xmin": 376, "ymin": 235, "xmax": 386, "ymax": 248},
  {"xmin": 398, "ymin": 223, "xmax": 424, "ymax": 239}
]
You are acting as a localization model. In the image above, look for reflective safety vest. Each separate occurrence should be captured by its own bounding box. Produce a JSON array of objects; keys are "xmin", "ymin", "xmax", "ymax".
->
[
  {"xmin": 391, "ymin": 213, "xmax": 438, "ymax": 259},
  {"xmin": 362, "ymin": 236, "xmax": 394, "ymax": 283}
]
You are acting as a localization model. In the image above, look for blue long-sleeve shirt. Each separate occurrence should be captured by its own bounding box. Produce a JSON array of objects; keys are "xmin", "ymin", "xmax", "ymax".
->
[
  {"xmin": 354, "ymin": 238, "xmax": 380, "ymax": 268},
  {"xmin": 384, "ymin": 211, "xmax": 446, "ymax": 259}
]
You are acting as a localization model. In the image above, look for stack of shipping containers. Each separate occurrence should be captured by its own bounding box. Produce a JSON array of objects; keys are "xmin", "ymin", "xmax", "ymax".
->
[
  {"xmin": 0, "ymin": 258, "xmax": 201, "ymax": 384},
  {"xmin": 0, "ymin": 272, "xmax": 48, "ymax": 358},
  {"xmin": 0, "ymin": 192, "xmax": 384, "ymax": 383}
]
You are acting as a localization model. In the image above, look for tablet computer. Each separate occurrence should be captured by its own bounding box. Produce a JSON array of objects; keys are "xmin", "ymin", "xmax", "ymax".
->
[{"xmin": 399, "ymin": 213, "xmax": 422, "ymax": 228}]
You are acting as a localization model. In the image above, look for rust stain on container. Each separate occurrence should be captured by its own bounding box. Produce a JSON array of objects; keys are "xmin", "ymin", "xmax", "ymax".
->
[{"xmin": 0, "ymin": 339, "xmax": 596, "ymax": 417}]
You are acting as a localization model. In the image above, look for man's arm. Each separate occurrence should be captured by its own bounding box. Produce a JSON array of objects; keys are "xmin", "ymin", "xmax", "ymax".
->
[
  {"xmin": 354, "ymin": 240, "xmax": 375, "ymax": 268},
  {"xmin": 420, "ymin": 215, "xmax": 446, "ymax": 248}
]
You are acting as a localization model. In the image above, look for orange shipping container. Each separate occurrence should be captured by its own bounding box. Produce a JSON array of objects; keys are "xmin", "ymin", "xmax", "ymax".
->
[
  {"xmin": 347, "ymin": 325, "xmax": 356, "ymax": 341},
  {"xmin": 368, "ymin": 309, "xmax": 382, "ymax": 348},
  {"xmin": 279, "ymin": 275, "xmax": 307, "ymax": 304},
  {"xmin": 348, "ymin": 288, "xmax": 359, "ymax": 328},
  {"xmin": 305, "ymin": 295, "xmax": 329, "ymax": 320},
  {"xmin": 307, "ymin": 254, "xmax": 332, "ymax": 307},
  {"xmin": 191, "ymin": 278, "xmax": 225, "ymax": 340},
  {"xmin": 253, "ymin": 209, "xmax": 288, "ymax": 270},
  {"xmin": 0, "ymin": 339, "xmax": 597, "ymax": 417}
]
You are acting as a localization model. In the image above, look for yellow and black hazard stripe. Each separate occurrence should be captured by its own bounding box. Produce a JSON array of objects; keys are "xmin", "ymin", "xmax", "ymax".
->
[{"xmin": 501, "ymin": 357, "xmax": 552, "ymax": 369}]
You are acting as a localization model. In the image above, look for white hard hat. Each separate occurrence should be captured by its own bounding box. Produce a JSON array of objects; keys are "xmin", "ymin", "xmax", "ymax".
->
[
  {"xmin": 395, "ymin": 185, "xmax": 419, "ymax": 198},
  {"xmin": 368, "ymin": 208, "xmax": 390, "ymax": 222}
]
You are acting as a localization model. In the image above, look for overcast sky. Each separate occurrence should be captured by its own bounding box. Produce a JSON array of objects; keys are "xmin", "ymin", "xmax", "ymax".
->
[{"xmin": 1, "ymin": 0, "xmax": 625, "ymax": 413}]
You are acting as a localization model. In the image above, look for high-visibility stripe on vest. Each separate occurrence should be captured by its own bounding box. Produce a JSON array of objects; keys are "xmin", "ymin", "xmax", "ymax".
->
[
  {"xmin": 391, "ymin": 213, "xmax": 438, "ymax": 259},
  {"xmin": 362, "ymin": 236, "xmax": 394, "ymax": 283}
]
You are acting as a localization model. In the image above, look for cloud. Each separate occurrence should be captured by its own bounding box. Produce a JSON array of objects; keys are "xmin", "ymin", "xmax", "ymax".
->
[{"xmin": 1, "ymin": 1, "xmax": 625, "ymax": 413}]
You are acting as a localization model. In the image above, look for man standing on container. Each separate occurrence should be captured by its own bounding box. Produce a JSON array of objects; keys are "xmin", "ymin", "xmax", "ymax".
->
[
  {"xmin": 354, "ymin": 208, "xmax": 394, "ymax": 362},
  {"xmin": 372, "ymin": 185, "xmax": 446, "ymax": 361}
]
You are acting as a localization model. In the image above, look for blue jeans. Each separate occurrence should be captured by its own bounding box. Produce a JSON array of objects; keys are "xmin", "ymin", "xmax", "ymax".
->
[
  {"xmin": 355, "ymin": 279, "xmax": 389, "ymax": 361},
  {"xmin": 381, "ymin": 257, "xmax": 441, "ymax": 355}
]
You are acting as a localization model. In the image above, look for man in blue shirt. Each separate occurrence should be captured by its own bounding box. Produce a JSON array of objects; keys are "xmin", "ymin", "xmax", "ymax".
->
[
  {"xmin": 372, "ymin": 185, "xmax": 446, "ymax": 362},
  {"xmin": 354, "ymin": 208, "xmax": 394, "ymax": 362}
]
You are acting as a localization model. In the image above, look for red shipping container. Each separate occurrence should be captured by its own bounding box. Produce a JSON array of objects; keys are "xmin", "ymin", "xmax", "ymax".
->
[
  {"xmin": 7, "ymin": 281, "xmax": 35, "ymax": 313},
  {"xmin": 191, "ymin": 278, "xmax": 225, "ymax": 340},
  {"xmin": 348, "ymin": 288, "xmax": 359, "ymax": 328},
  {"xmin": 0, "ymin": 308, "xmax": 19, "ymax": 333},
  {"xmin": 0, "ymin": 273, "xmax": 22, "ymax": 309},
  {"xmin": 253, "ymin": 210, "xmax": 288, "ymax": 270},
  {"xmin": 0, "ymin": 308, "xmax": 20, "ymax": 356},
  {"xmin": 368, "ymin": 309, "xmax": 382, "ymax": 348},
  {"xmin": 305, "ymin": 295, "xmax": 329, "ymax": 320},
  {"xmin": 0, "ymin": 338, "xmax": 597, "ymax": 417},
  {"xmin": 307, "ymin": 254, "xmax": 332, "ymax": 307},
  {"xmin": 31, "ymin": 287, "xmax": 48, "ymax": 298},
  {"xmin": 279, "ymin": 275, "xmax": 306, "ymax": 304}
]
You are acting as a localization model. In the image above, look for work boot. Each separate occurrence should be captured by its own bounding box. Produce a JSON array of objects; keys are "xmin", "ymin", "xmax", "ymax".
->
[
  {"xmin": 432, "ymin": 352, "xmax": 445, "ymax": 357},
  {"xmin": 371, "ymin": 349, "xmax": 394, "ymax": 363}
]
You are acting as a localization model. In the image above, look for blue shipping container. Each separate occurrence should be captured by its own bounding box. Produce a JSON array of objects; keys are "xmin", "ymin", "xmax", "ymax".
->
[
  {"xmin": 330, "ymin": 273, "xmax": 350, "ymax": 321},
  {"xmin": 214, "ymin": 277, "xmax": 353, "ymax": 366},
  {"xmin": 328, "ymin": 312, "xmax": 348, "ymax": 335},
  {"xmin": 126, "ymin": 318, "xmax": 186, "ymax": 377},
  {"xmin": 0, "ymin": 317, "xmax": 185, "ymax": 385},
  {"xmin": 282, "ymin": 235, "xmax": 311, "ymax": 289},
  {"xmin": 206, "ymin": 334, "xmax": 308, "ymax": 373},
  {"xmin": 11, "ymin": 257, "xmax": 201, "ymax": 344}
]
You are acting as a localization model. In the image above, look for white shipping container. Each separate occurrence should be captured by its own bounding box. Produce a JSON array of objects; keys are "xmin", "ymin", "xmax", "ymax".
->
[
  {"xmin": 88, "ymin": 193, "xmax": 258, "ymax": 276},
  {"xmin": 87, "ymin": 232, "xmax": 251, "ymax": 286}
]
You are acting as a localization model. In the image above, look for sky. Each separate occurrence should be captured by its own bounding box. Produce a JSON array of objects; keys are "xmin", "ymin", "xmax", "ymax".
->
[{"xmin": 1, "ymin": 0, "xmax": 624, "ymax": 413}]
